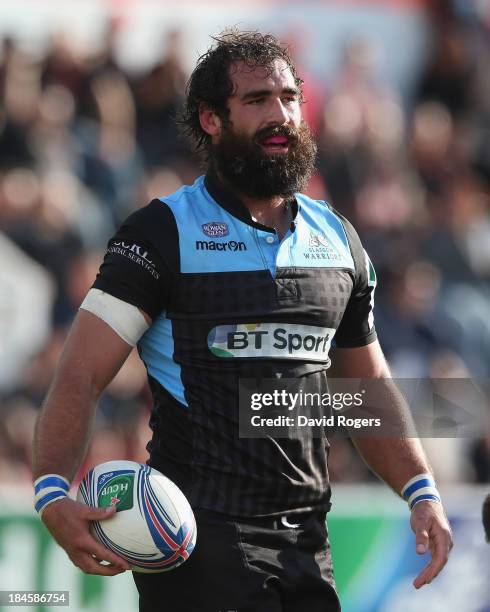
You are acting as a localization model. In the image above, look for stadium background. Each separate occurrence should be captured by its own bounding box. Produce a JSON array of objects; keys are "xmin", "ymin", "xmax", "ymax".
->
[{"xmin": 0, "ymin": 0, "xmax": 489, "ymax": 610}]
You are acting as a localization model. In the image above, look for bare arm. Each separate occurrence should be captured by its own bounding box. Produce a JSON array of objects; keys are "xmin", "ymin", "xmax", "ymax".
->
[
  {"xmin": 329, "ymin": 340, "xmax": 453, "ymax": 589},
  {"xmin": 33, "ymin": 309, "xmax": 133, "ymax": 481},
  {"xmin": 329, "ymin": 341, "xmax": 430, "ymax": 492},
  {"xmin": 32, "ymin": 309, "xmax": 136, "ymax": 575}
]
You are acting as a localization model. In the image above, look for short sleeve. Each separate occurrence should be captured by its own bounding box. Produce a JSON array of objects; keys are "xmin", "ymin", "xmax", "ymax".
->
[
  {"xmin": 333, "ymin": 213, "xmax": 377, "ymax": 348},
  {"xmin": 92, "ymin": 199, "xmax": 179, "ymax": 320}
]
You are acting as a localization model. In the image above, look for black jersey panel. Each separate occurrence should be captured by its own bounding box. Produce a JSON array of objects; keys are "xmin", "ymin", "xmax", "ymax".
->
[
  {"xmin": 166, "ymin": 268, "xmax": 352, "ymax": 373},
  {"xmin": 328, "ymin": 206, "xmax": 377, "ymax": 348},
  {"xmin": 146, "ymin": 374, "xmax": 332, "ymax": 517},
  {"xmin": 168, "ymin": 268, "xmax": 352, "ymax": 321},
  {"xmin": 92, "ymin": 199, "xmax": 179, "ymax": 319}
]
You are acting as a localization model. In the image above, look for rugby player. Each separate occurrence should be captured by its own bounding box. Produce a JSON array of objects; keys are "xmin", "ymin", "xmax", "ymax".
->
[{"xmin": 32, "ymin": 30, "xmax": 453, "ymax": 611}]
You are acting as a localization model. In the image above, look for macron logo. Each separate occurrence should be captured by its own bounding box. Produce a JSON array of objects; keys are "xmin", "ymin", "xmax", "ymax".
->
[{"xmin": 196, "ymin": 240, "xmax": 247, "ymax": 252}]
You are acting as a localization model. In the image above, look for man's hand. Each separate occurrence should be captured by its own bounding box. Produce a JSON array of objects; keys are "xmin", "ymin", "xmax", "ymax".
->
[
  {"xmin": 41, "ymin": 497, "xmax": 131, "ymax": 576},
  {"xmin": 411, "ymin": 500, "xmax": 453, "ymax": 589}
]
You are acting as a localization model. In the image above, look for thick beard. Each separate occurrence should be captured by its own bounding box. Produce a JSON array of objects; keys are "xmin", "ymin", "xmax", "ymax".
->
[{"xmin": 210, "ymin": 121, "xmax": 317, "ymax": 198}]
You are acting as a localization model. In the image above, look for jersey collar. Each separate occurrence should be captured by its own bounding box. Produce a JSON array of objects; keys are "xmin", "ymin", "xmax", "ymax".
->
[{"xmin": 204, "ymin": 171, "xmax": 298, "ymax": 234}]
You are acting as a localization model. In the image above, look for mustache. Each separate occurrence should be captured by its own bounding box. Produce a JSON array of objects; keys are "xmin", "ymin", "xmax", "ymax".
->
[{"xmin": 254, "ymin": 125, "xmax": 299, "ymax": 145}]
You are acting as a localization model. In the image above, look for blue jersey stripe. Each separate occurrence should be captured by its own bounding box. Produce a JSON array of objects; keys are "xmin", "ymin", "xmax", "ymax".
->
[{"xmin": 138, "ymin": 313, "xmax": 187, "ymax": 407}]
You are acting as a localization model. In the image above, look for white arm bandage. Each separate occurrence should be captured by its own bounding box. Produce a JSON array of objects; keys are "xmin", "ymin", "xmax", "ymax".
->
[{"xmin": 80, "ymin": 288, "xmax": 150, "ymax": 347}]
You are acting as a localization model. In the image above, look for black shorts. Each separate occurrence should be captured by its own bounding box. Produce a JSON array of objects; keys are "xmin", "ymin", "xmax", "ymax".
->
[{"xmin": 133, "ymin": 508, "xmax": 341, "ymax": 612}]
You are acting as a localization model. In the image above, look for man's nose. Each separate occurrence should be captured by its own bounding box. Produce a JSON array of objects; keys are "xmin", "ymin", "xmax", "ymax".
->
[{"xmin": 266, "ymin": 98, "xmax": 290, "ymax": 125}]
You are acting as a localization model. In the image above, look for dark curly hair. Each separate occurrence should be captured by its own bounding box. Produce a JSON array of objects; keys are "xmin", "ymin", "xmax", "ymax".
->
[{"xmin": 178, "ymin": 29, "xmax": 303, "ymax": 156}]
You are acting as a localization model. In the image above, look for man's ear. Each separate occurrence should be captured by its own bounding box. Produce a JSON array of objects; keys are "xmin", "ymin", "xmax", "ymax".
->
[{"xmin": 199, "ymin": 105, "xmax": 222, "ymax": 138}]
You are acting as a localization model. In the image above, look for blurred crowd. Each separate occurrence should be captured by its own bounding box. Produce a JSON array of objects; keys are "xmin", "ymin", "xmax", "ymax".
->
[{"xmin": 0, "ymin": 6, "xmax": 489, "ymax": 488}]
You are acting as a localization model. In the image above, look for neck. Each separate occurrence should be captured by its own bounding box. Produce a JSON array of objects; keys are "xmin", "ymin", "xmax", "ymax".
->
[
  {"xmin": 234, "ymin": 190, "xmax": 292, "ymax": 240},
  {"xmin": 241, "ymin": 193, "xmax": 286, "ymax": 225},
  {"xmin": 215, "ymin": 170, "xmax": 292, "ymax": 237}
]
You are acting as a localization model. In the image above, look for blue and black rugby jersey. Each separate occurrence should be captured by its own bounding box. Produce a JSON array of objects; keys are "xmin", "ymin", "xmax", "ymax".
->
[{"xmin": 92, "ymin": 172, "xmax": 377, "ymax": 517}]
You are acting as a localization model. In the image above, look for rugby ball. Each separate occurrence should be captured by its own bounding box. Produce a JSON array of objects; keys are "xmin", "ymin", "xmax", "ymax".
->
[{"xmin": 77, "ymin": 460, "xmax": 196, "ymax": 573}]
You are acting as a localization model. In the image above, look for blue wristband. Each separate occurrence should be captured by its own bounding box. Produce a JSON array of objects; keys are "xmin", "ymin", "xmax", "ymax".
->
[
  {"xmin": 34, "ymin": 475, "xmax": 69, "ymax": 495},
  {"xmin": 33, "ymin": 474, "xmax": 70, "ymax": 517},
  {"xmin": 34, "ymin": 489, "xmax": 67, "ymax": 514},
  {"xmin": 401, "ymin": 474, "xmax": 441, "ymax": 510}
]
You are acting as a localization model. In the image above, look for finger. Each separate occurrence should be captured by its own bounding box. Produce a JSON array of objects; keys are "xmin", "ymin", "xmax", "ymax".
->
[
  {"xmin": 92, "ymin": 554, "xmax": 119, "ymax": 566},
  {"xmin": 413, "ymin": 559, "xmax": 444, "ymax": 590},
  {"xmin": 74, "ymin": 553, "xmax": 128, "ymax": 576},
  {"xmin": 83, "ymin": 506, "xmax": 117, "ymax": 521},
  {"xmin": 72, "ymin": 532, "xmax": 130, "ymax": 570},
  {"xmin": 91, "ymin": 554, "xmax": 129, "ymax": 570},
  {"xmin": 415, "ymin": 527, "xmax": 429, "ymax": 555},
  {"xmin": 413, "ymin": 531, "xmax": 450, "ymax": 589},
  {"xmin": 413, "ymin": 564, "xmax": 432, "ymax": 589},
  {"xmin": 87, "ymin": 539, "xmax": 131, "ymax": 570},
  {"xmin": 79, "ymin": 507, "xmax": 130, "ymax": 569}
]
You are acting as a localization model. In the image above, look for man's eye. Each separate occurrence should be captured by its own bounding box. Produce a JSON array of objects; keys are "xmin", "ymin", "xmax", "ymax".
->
[
  {"xmin": 248, "ymin": 98, "xmax": 265, "ymax": 105},
  {"xmin": 282, "ymin": 97, "xmax": 297, "ymax": 105}
]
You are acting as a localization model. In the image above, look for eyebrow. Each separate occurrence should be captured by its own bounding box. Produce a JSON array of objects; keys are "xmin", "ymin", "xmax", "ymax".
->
[{"xmin": 240, "ymin": 87, "xmax": 300, "ymax": 101}]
